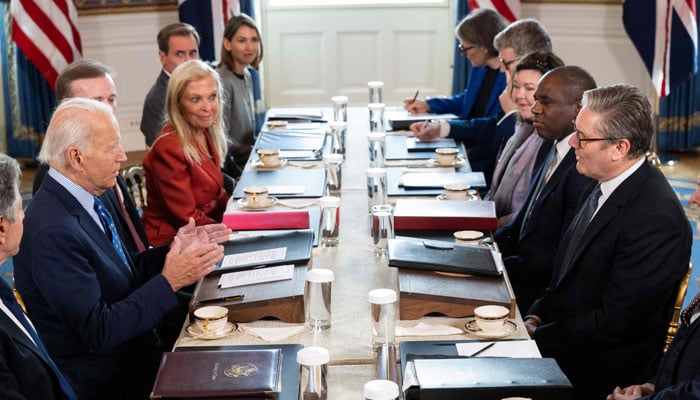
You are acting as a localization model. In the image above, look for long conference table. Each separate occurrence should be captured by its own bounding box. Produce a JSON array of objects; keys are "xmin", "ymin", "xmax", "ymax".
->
[{"xmin": 174, "ymin": 106, "xmax": 528, "ymax": 399}]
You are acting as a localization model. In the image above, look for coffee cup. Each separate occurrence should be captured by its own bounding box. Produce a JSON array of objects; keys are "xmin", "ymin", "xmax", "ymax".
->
[
  {"xmin": 454, "ymin": 230, "xmax": 484, "ymax": 245},
  {"xmin": 243, "ymin": 186, "xmax": 269, "ymax": 207},
  {"xmin": 257, "ymin": 148, "xmax": 280, "ymax": 167},
  {"xmin": 435, "ymin": 147, "xmax": 459, "ymax": 165},
  {"xmin": 443, "ymin": 183, "xmax": 470, "ymax": 200},
  {"xmin": 193, "ymin": 305, "xmax": 229, "ymax": 333},
  {"xmin": 474, "ymin": 305, "xmax": 509, "ymax": 334}
]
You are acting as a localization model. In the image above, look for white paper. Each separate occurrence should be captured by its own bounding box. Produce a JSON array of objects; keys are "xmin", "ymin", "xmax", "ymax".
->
[
  {"xmin": 218, "ymin": 264, "xmax": 295, "ymax": 288},
  {"xmin": 221, "ymin": 247, "xmax": 287, "ymax": 268},
  {"xmin": 278, "ymin": 150, "xmax": 317, "ymax": 159},
  {"xmin": 456, "ymin": 340, "xmax": 542, "ymax": 358},
  {"xmin": 267, "ymin": 185, "xmax": 305, "ymax": 195}
]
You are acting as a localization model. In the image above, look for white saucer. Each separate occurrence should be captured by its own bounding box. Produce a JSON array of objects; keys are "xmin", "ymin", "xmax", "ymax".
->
[
  {"xmin": 186, "ymin": 321, "xmax": 237, "ymax": 340},
  {"xmin": 436, "ymin": 193, "xmax": 478, "ymax": 201},
  {"xmin": 427, "ymin": 156, "xmax": 466, "ymax": 167},
  {"xmin": 464, "ymin": 318, "xmax": 518, "ymax": 338},
  {"xmin": 251, "ymin": 159, "xmax": 287, "ymax": 170},
  {"xmin": 236, "ymin": 197, "xmax": 279, "ymax": 210}
]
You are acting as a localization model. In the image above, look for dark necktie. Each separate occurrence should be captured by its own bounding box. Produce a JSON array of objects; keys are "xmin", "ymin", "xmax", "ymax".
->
[
  {"xmin": 560, "ymin": 184, "xmax": 603, "ymax": 268},
  {"xmin": 681, "ymin": 292, "xmax": 700, "ymax": 326},
  {"xmin": 112, "ymin": 185, "xmax": 147, "ymax": 253},
  {"xmin": 94, "ymin": 197, "xmax": 132, "ymax": 275},
  {"xmin": 0, "ymin": 281, "xmax": 78, "ymax": 400},
  {"xmin": 520, "ymin": 144, "xmax": 556, "ymax": 239}
]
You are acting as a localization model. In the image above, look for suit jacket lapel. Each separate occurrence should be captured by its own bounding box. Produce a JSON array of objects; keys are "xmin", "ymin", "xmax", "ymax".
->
[
  {"xmin": 43, "ymin": 177, "xmax": 137, "ymax": 284},
  {"xmin": 0, "ymin": 310, "xmax": 51, "ymax": 366},
  {"xmin": 553, "ymin": 162, "xmax": 651, "ymax": 287},
  {"xmin": 522, "ymin": 149, "xmax": 576, "ymax": 237}
]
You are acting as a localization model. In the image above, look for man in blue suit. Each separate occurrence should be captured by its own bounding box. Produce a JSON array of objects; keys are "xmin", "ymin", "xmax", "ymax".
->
[
  {"xmin": 494, "ymin": 66, "xmax": 596, "ymax": 312},
  {"xmin": 525, "ymin": 85, "xmax": 692, "ymax": 400},
  {"xmin": 14, "ymin": 98, "xmax": 227, "ymax": 399},
  {"xmin": 0, "ymin": 154, "xmax": 77, "ymax": 400}
]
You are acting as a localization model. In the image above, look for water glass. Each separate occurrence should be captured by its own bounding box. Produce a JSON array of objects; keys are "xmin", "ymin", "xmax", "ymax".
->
[
  {"xmin": 371, "ymin": 205, "xmax": 394, "ymax": 257},
  {"xmin": 368, "ymin": 103, "xmax": 385, "ymax": 133},
  {"xmin": 304, "ymin": 269, "xmax": 334, "ymax": 330},
  {"xmin": 367, "ymin": 81, "xmax": 384, "ymax": 103},
  {"xmin": 367, "ymin": 132, "xmax": 386, "ymax": 167},
  {"xmin": 368, "ymin": 289, "xmax": 397, "ymax": 348},
  {"xmin": 329, "ymin": 121, "xmax": 347, "ymax": 155},
  {"xmin": 323, "ymin": 153, "xmax": 343, "ymax": 196},
  {"xmin": 319, "ymin": 196, "xmax": 340, "ymax": 247},
  {"xmin": 331, "ymin": 95, "xmax": 348, "ymax": 122},
  {"xmin": 366, "ymin": 168, "xmax": 387, "ymax": 213},
  {"xmin": 298, "ymin": 347, "xmax": 329, "ymax": 400}
]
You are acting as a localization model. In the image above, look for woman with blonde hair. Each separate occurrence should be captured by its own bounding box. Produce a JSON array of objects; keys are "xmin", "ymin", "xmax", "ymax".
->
[{"xmin": 143, "ymin": 59, "xmax": 228, "ymax": 246}]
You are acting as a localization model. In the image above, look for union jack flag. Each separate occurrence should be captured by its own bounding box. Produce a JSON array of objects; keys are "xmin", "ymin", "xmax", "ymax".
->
[{"xmin": 623, "ymin": 0, "xmax": 698, "ymax": 98}]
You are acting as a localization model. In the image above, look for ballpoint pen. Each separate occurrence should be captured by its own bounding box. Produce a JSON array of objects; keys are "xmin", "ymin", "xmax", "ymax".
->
[
  {"xmin": 469, "ymin": 342, "xmax": 495, "ymax": 357},
  {"xmin": 198, "ymin": 294, "xmax": 245, "ymax": 304},
  {"xmin": 410, "ymin": 90, "xmax": 419, "ymax": 104}
]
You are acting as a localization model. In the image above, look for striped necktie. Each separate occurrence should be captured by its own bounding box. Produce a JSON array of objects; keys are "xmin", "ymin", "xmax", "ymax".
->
[{"xmin": 94, "ymin": 197, "xmax": 132, "ymax": 275}]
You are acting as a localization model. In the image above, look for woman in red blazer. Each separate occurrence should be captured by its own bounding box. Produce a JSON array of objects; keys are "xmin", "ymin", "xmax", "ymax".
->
[{"xmin": 143, "ymin": 60, "xmax": 229, "ymax": 246}]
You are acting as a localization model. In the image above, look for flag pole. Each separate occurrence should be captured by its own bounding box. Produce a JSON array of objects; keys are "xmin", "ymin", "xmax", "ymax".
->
[{"xmin": 647, "ymin": 91, "xmax": 661, "ymax": 167}]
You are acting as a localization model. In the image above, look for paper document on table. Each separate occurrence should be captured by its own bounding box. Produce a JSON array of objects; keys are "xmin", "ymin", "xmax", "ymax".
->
[
  {"xmin": 221, "ymin": 247, "xmax": 287, "ymax": 269},
  {"xmin": 218, "ymin": 264, "xmax": 295, "ymax": 289},
  {"xmin": 456, "ymin": 340, "xmax": 541, "ymax": 358},
  {"xmin": 278, "ymin": 150, "xmax": 319, "ymax": 159},
  {"xmin": 267, "ymin": 185, "xmax": 306, "ymax": 195}
]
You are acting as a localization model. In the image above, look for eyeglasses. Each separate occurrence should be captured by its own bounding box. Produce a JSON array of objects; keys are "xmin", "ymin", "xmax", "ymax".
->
[
  {"xmin": 499, "ymin": 58, "xmax": 515, "ymax": 70},
  {"xmin": 458, "ymin": 44, "xmax": 475, "ymax": 54},
  {"xmin": 575, "ymin": 130, "xmax": 616, "ymax": 149}
]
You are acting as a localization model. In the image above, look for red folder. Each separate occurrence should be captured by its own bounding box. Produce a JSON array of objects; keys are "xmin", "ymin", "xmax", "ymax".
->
[
  {"xmin": 223, "ymin": 209, "xmax": 310, "ymax": 230},
  {"xmin": 394, "ymin": 199, "xmax": 497, "ymax": 231}
]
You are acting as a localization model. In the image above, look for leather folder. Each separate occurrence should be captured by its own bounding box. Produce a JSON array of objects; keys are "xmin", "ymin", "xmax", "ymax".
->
[
  {"xmin": 384, "ymin": 135, "xmax": 466, "ymax": 160},
  {"xmin": 223, "ymin": 209, "xmax": 310, "ymax": 231},
  {"xmin": 405, "ymin": 137, "xmax": 457, "ymax": 152},
  {"xmin": 386, "ymin": 168, "xmax": 483, "ymax": 196},
  {"xmin": 150, "ymin": 348, "xmax": 282, "ymax": 398},
  {"xmin": 232, "ymin": 167, "xmax": 326, "ymax": 198},
  {"xmin": 393, "ymin": 198, "xmax": 497, "ymax": 230},
  {"xmin": 176, "ymin": 344, "xmax": 303, "ymax": 400},
  {"xmin": 255, "ymin": 129, "xmax": 327, "ymax": 152},
  {"xmin": 215, "ymin": 230, "xmax": 313, "ymax": 273},
  {"xmin": 385, "ymin": 111, "xmax": 457, "ymax": 131},
  {"xmin": 387, "ymin": 238, "xmax": 501, "ymax": 278},
  {"xmin": 411, "ymin": 357, "xmax": 573, "ymax": 400}
]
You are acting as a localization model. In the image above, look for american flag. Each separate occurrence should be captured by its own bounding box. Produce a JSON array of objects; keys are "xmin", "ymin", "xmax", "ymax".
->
[
  {"xmin": 623, "ymin": 0, "xmax": 698, "ymax": 98},
  {"xmin": 10, "ymin": 0, "xmax": 82, "ymax": 89},
  {"xmin": 468, "ymin": 0, "xmax": 520, "ymax": 22},
  {"xmin": 179, "ymin": 0, "xmax": 240, "ymax": 62}
]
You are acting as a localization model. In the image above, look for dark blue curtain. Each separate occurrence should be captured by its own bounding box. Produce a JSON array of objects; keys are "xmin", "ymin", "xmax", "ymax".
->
[
  {"xmin": 656, "ymin": 6, "xmax": 700, "ymax": 150},
  {"xmin": 1, "ymin": 4, "xmax": 55, "ymax": 159},
  {"xmin": 451, "ymin": 1, "xmax": 471, "ymax": 95}
]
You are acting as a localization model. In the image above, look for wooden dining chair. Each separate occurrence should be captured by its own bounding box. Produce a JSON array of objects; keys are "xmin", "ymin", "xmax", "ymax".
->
[
  {"xmin": 664, "ymin": 263, "xmax": 692, "ymax": 352},
  {"xmin": 121, "ymin": 165, "xmax": 147, "ymax": 213}
]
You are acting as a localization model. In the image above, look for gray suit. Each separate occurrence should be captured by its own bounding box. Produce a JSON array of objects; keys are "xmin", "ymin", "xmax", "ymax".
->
[{"xmin": 140, "ymin": 70, "xmax": 169, "ymax": 146}]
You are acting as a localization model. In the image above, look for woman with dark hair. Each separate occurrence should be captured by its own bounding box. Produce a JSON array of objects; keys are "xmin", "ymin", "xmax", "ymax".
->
[
  {"xmin": 405, "ymin": 9, "xmax": 508, "ymax": 179},
  {"xmin": 218, "ymin": 13, "xmax": 264, "ymax": 175},
  {"xmin": 485, "ymin": 51, "xmax": 565, "ymax": 227},
  {"xmin": 143, "ymin": 60, "xmax": 228, "ymax": 246}
]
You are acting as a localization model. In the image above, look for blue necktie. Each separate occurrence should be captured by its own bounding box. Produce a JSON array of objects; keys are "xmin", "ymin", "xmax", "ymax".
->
[
  {"xmin": 94, "ymin": 197, "xmax": 131, "ymax": 275},
  {"xmin": 0, "ymin": 281, "xmax": 78, "ymax": 400}
]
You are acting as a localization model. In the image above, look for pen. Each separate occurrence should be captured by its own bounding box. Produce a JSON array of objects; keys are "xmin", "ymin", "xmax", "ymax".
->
[
  {"xmin": 198, "ymin": 294, "xmax": 245, "ymax": 304},
  {"xmin": 410, "ymin": 90, "xmax": 419, "ymax": 104},
  {"xmin": 469, "ymin": 342, "xmax": 495, "ymax": 357}
]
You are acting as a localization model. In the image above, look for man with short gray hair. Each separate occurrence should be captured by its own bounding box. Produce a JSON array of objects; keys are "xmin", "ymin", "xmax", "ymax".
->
[{"xmin": 15, "ymin": 98, "xmax": 227, "ymax": 399}]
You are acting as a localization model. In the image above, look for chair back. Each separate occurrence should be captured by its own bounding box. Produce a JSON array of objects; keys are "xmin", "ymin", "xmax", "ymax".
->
[
  {"xmin": 121, "ymin": 165, "xmax": 147, "ymax": 212},
  {"xmin": 665, "ymin": 263, "xmax": 692, "ymax": 352}
]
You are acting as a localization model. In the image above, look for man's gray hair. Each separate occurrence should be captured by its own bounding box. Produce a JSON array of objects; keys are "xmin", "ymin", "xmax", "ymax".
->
[
  {"xmin": 38, "ymin": 98, "xmax": 117, "ymax": 168},
  {"xmin": 493, "ymin": 19, "xmax": 552, "ymax": 55},
  {"xmin": 0, "ymin": 154, "xmax": 21, "ymax": 222}
]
